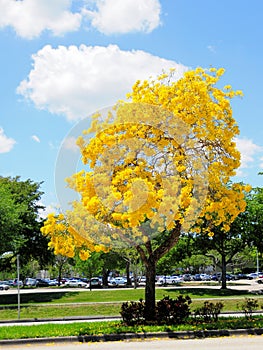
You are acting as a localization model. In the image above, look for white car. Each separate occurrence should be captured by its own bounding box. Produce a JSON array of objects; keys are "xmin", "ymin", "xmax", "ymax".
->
[
  {"xmin": 157, "ymin": 275, "xmax": 183, "ymax": 285},
  {"xmin": 64, "ymin": 279, "xmax": 88, "ymax": 288},
  {"xmin": 109, "ymin": 277, "xmax": 127, "ymax": 286},
  {"xmin": 0, "ymin": 283, "xmax": 10, "ymax": 291}
]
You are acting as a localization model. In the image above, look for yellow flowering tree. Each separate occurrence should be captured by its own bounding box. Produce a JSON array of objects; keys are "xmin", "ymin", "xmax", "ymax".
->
[{"xmin": 42, "ymin": 67, "xmax": 249, "ymax": 321}]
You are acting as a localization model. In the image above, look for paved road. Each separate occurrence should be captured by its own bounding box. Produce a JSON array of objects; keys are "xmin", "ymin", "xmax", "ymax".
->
[{"xmin": 1, "ymin": 336, "xmax": 263, "ymax": 350}]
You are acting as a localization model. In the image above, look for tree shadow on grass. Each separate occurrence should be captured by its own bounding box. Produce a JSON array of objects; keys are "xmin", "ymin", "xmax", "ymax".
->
[
  {"xmin": 164, "ymin": 287, "xmax": 250, "ymax": 297},
  {"xmin": 0, "ymin": 291, "xmax": 79, "ymax": 306}
]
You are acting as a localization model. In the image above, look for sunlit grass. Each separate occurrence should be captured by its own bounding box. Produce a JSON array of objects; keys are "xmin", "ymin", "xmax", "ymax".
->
[{"xmin": 1, "ymin": 317, "xmax": 263, "ymax": 340}]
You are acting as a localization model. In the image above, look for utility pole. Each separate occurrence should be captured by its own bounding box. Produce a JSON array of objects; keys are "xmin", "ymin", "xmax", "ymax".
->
[{"xmin": 17, "ymin": 254, "xmax": 20, "ymax": 319}]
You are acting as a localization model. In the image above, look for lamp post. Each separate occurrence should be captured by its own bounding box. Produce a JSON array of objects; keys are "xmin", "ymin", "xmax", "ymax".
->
[
  {"xmin": 17, "ymin": 254, "xmax": 20, "ymax": 319},
  {"xmin": 256, "ymin": 249, "xmax": 259, "ymax": 275}
]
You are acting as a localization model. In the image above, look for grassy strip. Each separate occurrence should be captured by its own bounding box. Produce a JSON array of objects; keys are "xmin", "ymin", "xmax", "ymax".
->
[
  {"xmin": 0, "ymin": 287, "xmax": 253, "ymax": 306},
  {"xmin": 1, "ymin": 317, "xmax": 263, "ymax": 340},
  {"xmin": 0, "ymin": 298, "xmax": 262, "ymax": 321}
]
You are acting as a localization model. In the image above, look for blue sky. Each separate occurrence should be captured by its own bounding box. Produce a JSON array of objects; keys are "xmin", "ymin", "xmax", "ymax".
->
[{"xmin": 0, "ymin": 0, "xmax": 262, "ymax": 215}]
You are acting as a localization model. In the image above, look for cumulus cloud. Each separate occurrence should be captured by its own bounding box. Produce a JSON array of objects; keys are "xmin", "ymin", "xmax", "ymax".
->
[
  {"xmin": 38, "ymin": 202, "xmax": 60, "ymax": 219},
  {"xmin": 0, "ymin": 0, "xmax": 82, "ymax": 39},
  {"xmin": 17, "ymin": 44, "xmax": 188, "ymax": 121},
  {"xmin": 31, "ymin": 135, "xmax": 40, "ymax": 143},
  {"xmin": 83, "ymin": 0, "xmax": 161, "ymax": 34},
  {"xmin": 0, "ymin": 0, "xmax": 161, "ymax": 39},
  {"xmin": 62, "ymin": 136, "xmax": 79, "ymax": 153},
  {"xmin": 0, "ymin": 128, "xmax": 16, "ymax": 153},
  {"xmin": 235, "ymin": 137, "xmax": 263, "ymax": 175}
]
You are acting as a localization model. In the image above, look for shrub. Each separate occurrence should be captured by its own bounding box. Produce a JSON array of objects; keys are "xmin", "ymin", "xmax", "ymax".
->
[
  {"xmin": 120, "ymin": 299, "xmax": 145, "ymax": 325},
  {"xmin": 156, "ymin": 295, "xmax": 192, "ymax": 325},
  {"xmin": 120, "ymin": 295, "xmax": 192, "ymax": 326},
  {"xmin": 238, "ymin": 298, "xmax": 259, "ymax": 319},
  {"xmin": 194, "ymin": 301, "xmax": 224, "ymax": 322}
]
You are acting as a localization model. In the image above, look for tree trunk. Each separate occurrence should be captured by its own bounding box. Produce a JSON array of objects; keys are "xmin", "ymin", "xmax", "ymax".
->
[
  {"xmin": 135, "ymin": 223, "xmax": 181, "ymax": 322},
  {"xmin": 221, "ymin": 253, "xmax": 227, "ymax": 289},
  {"xmin": 144, "ymin": 255, "xmax": 156, "ymax": 321},
  {"xmin": 102, "ymin": 268, "xmax": 109, "ymax": 287},
  {"xmin": 126, "ymin": 260, "xmax": 132, "ymax": 286}
]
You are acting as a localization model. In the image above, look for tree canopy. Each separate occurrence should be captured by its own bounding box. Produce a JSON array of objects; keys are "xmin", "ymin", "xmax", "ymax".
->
[{"xmin": 41, "ymin": 67, "xmax": 249, "ymax": 320}]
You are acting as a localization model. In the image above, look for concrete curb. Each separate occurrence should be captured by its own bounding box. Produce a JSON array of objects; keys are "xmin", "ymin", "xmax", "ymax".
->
[{"xmin": 1, "ymin": 328, "xmax": 263, "ymax": 346}]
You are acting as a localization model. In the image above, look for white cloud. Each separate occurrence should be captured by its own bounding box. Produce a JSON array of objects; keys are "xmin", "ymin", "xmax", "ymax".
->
[
  {"xmin": 0, "ymin": 0, "xmax": 82, "ymax": 39},
  {"xmin": 31, "ymin": 135, "xmax": 40, "ymax": 143},
  {"xmin": 38, "ymin": 202, "xmax": 60, "ymax": 219},
  {"xmin": 207, "ymin": 45, "xmax": 216, "ymax": 53},
  {"xmin": 17, "ymin": 44, "xmax": 188, "ymax": 121},
  {"xmin": 62, "ymin": 136, "xmax": 79, "ymax": 153},
  {"xmin": 83, "ymin": 0, "xmax": 161, "ymax": 34},
  {"xmin": 0, "ymin": 128, "xmax": 16, "ymax": 153},
  {"xmin": 0, "ymin": 0, "xmax": 161, "ymax": 39},
  {"xmin": 235, "ymin": 137, "xmax": 263, "ymax": 175}
]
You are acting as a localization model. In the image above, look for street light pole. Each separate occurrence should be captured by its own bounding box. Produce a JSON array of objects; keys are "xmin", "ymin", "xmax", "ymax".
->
[
  {"xmin": 257, "ymin": 249, "xmax": 259, "ymax": 275},
  {"xmin": 17, "ymin": 254, "xmax": 20, "ymax": 319}
]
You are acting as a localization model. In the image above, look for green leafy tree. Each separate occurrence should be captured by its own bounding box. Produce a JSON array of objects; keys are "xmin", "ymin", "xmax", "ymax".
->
[
  {"xmin": 0, "ymin": 183, "xmax": 23, "ymax": 256},
  {"xmin": 242, "ymin": 187, "xmax": 263, "ymax": 259},
  {"xmin": 0, "ymin": 176, "xmax": 53, "ymax": 272}
]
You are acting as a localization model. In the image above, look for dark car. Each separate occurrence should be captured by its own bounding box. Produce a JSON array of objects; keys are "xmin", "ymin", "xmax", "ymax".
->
[
  {"xmin": 86, "ymin": 277, "xmax": 102, "ymax": 289},
  {"xmin": 36, "ymin": 278, "xmax": 50, "ymax": 287},
  {"xmin": 193, "ymin": 274, "xmax": 202, "ymax": 281},
  {"xmin": 24, "ymin": 278, "xmax": 37, "ymax": 287}
]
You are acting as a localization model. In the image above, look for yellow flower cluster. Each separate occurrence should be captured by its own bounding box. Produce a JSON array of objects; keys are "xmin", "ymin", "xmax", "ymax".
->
[
  {"xmin": 41, "ymin": 66, "xmax": 250, "ymax": 258},
  {"xmin": 41, "ymin": 212, "xmax": 108, "ymax": 260}
]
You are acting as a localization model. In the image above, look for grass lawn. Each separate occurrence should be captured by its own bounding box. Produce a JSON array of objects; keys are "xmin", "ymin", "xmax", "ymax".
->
[
  {"xmin": 1, "ymin": 317, "xmax": 263, "ymax": 341},
  {"xmin": 0, "ymin": 287, "xmax": 262, "ymax": 321},
  {"xmin": 0, "ymin": 286, "xmax": 254, "ymax": 305},
  {"xmin": 0, "ymin": 286, "xmax": 263, "ymax": 341}
]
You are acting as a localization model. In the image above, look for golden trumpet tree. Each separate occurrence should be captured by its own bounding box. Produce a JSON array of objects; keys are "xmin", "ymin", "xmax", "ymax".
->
[{"xmin": 41, "ymin": 67, "xmax": 249, "ymax": 321}]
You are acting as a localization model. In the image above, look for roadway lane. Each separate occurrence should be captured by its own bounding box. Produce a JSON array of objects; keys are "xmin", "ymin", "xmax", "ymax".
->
[{"xmin": 1, "ymin": 336, "xmax": 263, "ymax": 350}]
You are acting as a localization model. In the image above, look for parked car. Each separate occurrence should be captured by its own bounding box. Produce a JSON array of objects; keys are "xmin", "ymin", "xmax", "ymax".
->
[
  {"xmin": 137, "ymin": 276, "xmax": 146, "ymax": 286},
  {"xmin": 24, "ymin": 278, "xmax": 37, "ymax": 287},
  {"xmin": 64, "ymin": 279, "xmax": 88, "ymax": 288},
  {"xmin": 86, "ymin": 277, "xmax": 102, "ymax": 289},
  {"xmin": 182, "ymin": 274, "xmax": 193, "ymax": 281},
  {"xmin": 0, "ymin": 282, "xmax": 10, "ymax": 290},
  {"xmin": 12, "ymin": 279, "xmax": 23, "ymax": 287},
  {"xmin": 36, "ymin": 278, "xmax": 50, "ymax": 287},
  {"xmin": 193, "ymin": 274, "xmax": 202, "ymax": 281},
  {"xmin": 247, "ymin": 272, "xmax": 263, "ymax": 279},
  {"xmin": 46, "ymin": 279, "xmax": 59, "ymax": 286},
  {"xmin": 108, "ymin": 277, "xmax": 127, "ymax": 286},
  {"xmin": 157, "ymin": 275, "xmax": 183, "ymax": 285},
  {"xmin": 200, "ymin": 274, "xmax": 211, "ymax": 281}
]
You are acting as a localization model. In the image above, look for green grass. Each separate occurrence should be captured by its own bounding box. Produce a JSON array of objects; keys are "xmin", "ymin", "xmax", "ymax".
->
[
  {"xmin": 0, "ymin": 287, "xmax": 253, "ymax": 305},
  {"xmin": 0, "ymin": 286, "xmax": 263, "ymax": 341},
  {"xmin": 0, "ymin": 298, "xmax": 262, "ymax": 321},
  {"xmin": 0, "ymin": 293, "xmax": 262, "ymax": 321},
  {"xmin": 1, "ymin": 317, "xmax": 263, "ymax": 341}
]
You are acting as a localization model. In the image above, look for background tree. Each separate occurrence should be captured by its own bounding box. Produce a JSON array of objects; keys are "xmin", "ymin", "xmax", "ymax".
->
[
  {"xmin": 0, "ymin": 176, "xmax": 53, "ymax": 272},
  {"xmin": 0, "ymin": 182, "xmax": 23, "ymax": 257},
  {"xmin": 242, "ymin": 186, "xmax": 263, "ymax": 262},
  {"xmin": 192, "ymin": 209, "xmax": 249, "ymax": 289},
  {"xmin": 42, "ymin": 67, "xmax": 248, "ymax": 321}
]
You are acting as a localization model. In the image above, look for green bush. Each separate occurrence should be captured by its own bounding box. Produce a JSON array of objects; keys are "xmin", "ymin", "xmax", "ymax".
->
[
  {"xmin": 194, "ymin": 301, "xmax": 224, "ymax": 322},
  {"xmin": 120, "ymin": 295, "xmax": 192, "ymax": 326},
  {"xmin": 120, "ymin": 299, "xmax": 145, "ymax": 325},
  {"xmin": 156, "ymin": 295, "xmax": 192, "ymax": 325},
  {"xmin": 238, "ymin": 298, "xmax": 259, "ymax": 319}
]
